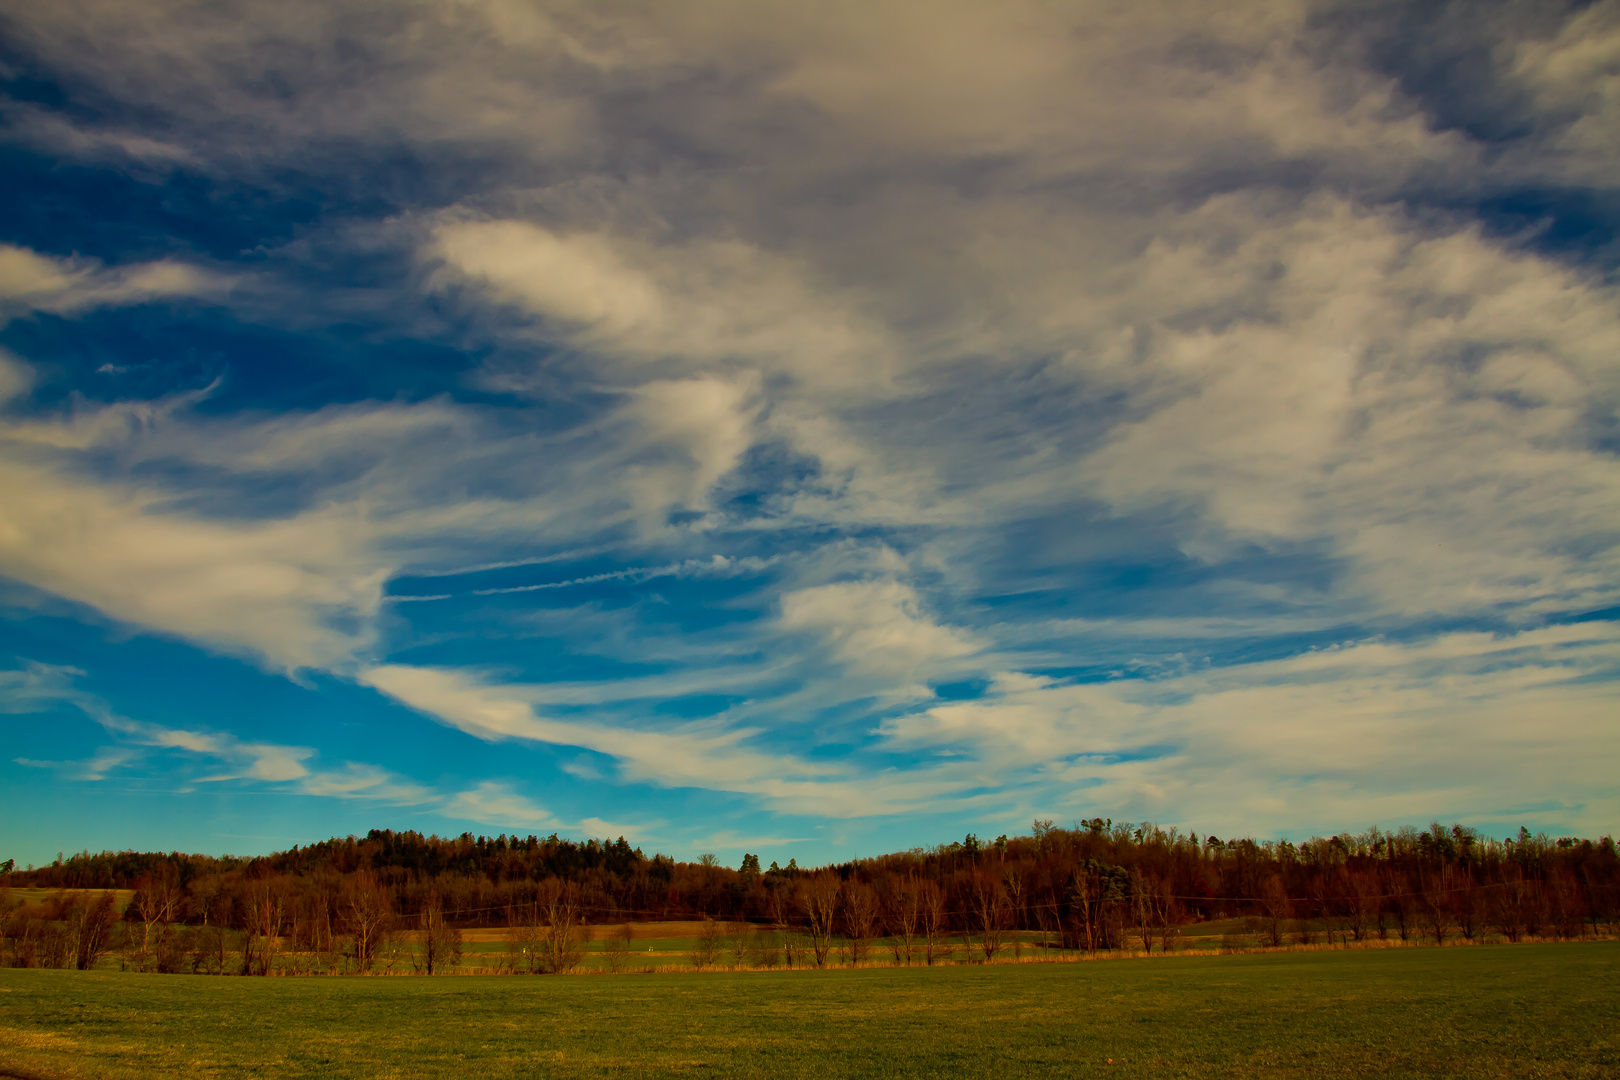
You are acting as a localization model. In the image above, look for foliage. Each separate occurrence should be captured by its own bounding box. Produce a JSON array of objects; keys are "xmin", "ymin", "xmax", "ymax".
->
[{"xmin": 5, "ymin": 822, "xmax": 1616, "ymax": 972}]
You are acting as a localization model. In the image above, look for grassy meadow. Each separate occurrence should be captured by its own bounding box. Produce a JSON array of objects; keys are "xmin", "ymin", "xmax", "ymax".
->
[{"xmin": 1, "ymin": 941, "xmax": 1615, "ymax": 1079}]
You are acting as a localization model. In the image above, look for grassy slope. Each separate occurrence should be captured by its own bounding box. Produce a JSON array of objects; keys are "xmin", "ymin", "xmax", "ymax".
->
[{"xmin": 0, "ymin": 942, "xmax": 1615, "ymax": 1079}]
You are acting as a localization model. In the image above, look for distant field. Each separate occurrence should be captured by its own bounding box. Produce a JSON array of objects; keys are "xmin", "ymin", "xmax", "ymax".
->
[
  {"xmin": 1, "ymin": 941, "xmax": 1614, "ymax": 1078},
  {"xmin": 444, "ymin": 918, "xmax": 1474, "ymax": 973},
  {"xmin": 2, "ymin": 889, "xmax": 136, "ymax": 915}
]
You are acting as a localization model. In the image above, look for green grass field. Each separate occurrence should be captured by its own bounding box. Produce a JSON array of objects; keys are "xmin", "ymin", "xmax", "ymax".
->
[{"xmin": 0, "ymin": 942, "xmax": 1614, "ymax": 1079}]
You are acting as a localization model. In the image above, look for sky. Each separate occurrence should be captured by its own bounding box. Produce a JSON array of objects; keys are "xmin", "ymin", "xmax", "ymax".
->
[{"xmin": 1, "ymin": 0, "xmax": 1617, "ymax": 870}]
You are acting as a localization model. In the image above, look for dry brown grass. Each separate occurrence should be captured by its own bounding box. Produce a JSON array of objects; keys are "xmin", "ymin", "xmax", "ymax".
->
[{"xmin": 459, "ymin": 920, "xmax": 717, "ymax": 944}]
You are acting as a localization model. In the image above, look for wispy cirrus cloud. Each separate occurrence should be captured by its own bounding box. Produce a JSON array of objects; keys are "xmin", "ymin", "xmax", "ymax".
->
[
  {"xmin": 0, "ymin": 244, "xmax": 226, "ymax": 323},
  {"xmin": 0, "ymin": 0, "xmax": 1616, "ymax": 861},
  {"xmin": 0, "ymin": 660, "xmax": 433, "ymax": 804}
]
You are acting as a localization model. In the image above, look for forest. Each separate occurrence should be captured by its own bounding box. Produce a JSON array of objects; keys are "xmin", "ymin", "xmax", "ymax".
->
[{"xmin": 3, "ymin": 819, "xmax": 1616, "ymax": 974}]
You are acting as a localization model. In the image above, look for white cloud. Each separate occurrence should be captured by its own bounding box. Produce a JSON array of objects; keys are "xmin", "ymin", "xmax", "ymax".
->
[
  {"xmin": 0, "ymin": 450, "xmax": 389, "ymax": 670},
  {"xmin": 1075, "ymin": 197, "xmax": 1620, "ymax": 615},
  {"xmin": 429, "ymin": 219, "xmax": 894, "ymax": 392},
  {"xmin": 14, "ymin": 747, "xmax": 135, "ymax": 782},
  {"xmin": 1509, "ymin": 1, "xmax": 1620, "ymax": 184},
  {"xmin": 0, "ymin": 244, "xmax": 225, "ymax": 323},
  {"xmin": 295, "ymin": 763, "xmax": 438, "ymax": 804},
  {"xmin": 1, "ymin": 0, "xmax": 1617, "ymax": 841},
  {"xmin": 444, "ymin": 781, "xmax": 555, "ymax": 830},
  {"xmin": 0, "ymin": 659, "xmax": 87, "ymax": 713},
  {"xmin": 361, "ymin": 662, "xmax": 956, "ymax": 817},
  {"xmin": 0, "ymin": 102, "xmax": 201, "ymax": 168},
  {"xmin": 0, "ymin": 660, "xmax": 437, "ymax": 803},
  {"xmin": 0, "ymin": 353, "xmax": 32, "ymax": 406},
  {"xmin": 779, "ymin": 579, "xmax": 978, "ymax": 681},
  {"xmin": 617, "ymin": 377, "xmax": 758, "ymax": 516},
  {"xmin": 363, "ymin": 662, "xmax": 819, "ymax": 790},
  {"xmin": 881, "ymin": 623, "xmax": 1620, "ymax": 835}
]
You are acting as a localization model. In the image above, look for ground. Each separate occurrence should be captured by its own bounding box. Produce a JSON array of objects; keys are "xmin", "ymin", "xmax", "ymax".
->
[{"xmin": 0, "ymin": 940, "xmax": 1615, "ymax": 1078}]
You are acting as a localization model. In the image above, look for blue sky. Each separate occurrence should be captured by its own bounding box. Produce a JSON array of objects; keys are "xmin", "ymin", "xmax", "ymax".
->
[{"xmin": 2, "ymin": 0, "xmax": 1617, "ymax": 869}]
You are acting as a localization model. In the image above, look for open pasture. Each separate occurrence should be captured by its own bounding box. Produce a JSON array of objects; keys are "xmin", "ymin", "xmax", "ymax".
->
[
  {"xmin": 1, "ymin": 941, "xmax": 1614, "ymax": 1079},
  {"xmin": 1, "ymin": 890, "xmax": 135, "ymax": 917}
]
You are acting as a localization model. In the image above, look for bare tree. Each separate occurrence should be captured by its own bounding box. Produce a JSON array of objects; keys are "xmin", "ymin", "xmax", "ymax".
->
[
  {"xmin": 246, "ymin": 878, "xmax": 285, "ymax": 976},
  {"xmin": 1258, "ymin": 876, "xmax": 1290, "ymax": 948},
  {"xmin": 505, "ymin": 897, "xmax": 543, "ymax": 973},
  {"xmin": 375, "ymin": 925, "xmax": 408, "ymax": 974},
  {"xmin": 70, "ymin": 891, "xmax": 117, "ymax": 971},
  {"xmin": 798, "ymin": 876, "xmax": 840, "ymax": 968},
  {"xmin": 603, "ymin": 923, "xmax": 633, "ymax": 973},
  {"xmin": 1456, "ymin": 873, "xmax": 1484, "ymax": 942},
  {"xmin": 888, "ymin": 876, "xmax": 922, "ymax": 966},
  {"xmin": 763, "ymin": 887, "xmax": 795, "ymax": 968},
  {"xmin": 1551, "ymin": 871, "xmax": 1584, "ymax": 940},
  {"xmin": 920, "ymin": 879, "xmax": 953, "ymax": 965},
  {"xmin": 342, "ymin": 869, "xmax": 394, "ymax": 973},
  {"xmin": 1129, "ymin": 870, "xmax": 1155, "ymax": 953},
  {"xmin": 133, "ymin": 869, "xmax": 182, "ymax": 972},
  {"xmin": 746, "ymin": 925, "xmax": 781, "ymax": 969},
  {"xmin": 969, "ymin": 872, "xmax": 1012, "ymax": 961},
  {"xmin": 536, "ymin": 879, "xmax": 588, "ymax": 974},
  {"xmin": 1385, "ymin": 869, "xmax": 1414, "ymax": 942},
  {"xmin": 1004, "ymin": 870, "xmax": 1025, "ymax": 959},
  {"xmin": 691, "ymin": 916, "xmax": 724, "ymax": 970},
  {"xmin": 1523, "ymin": 877, "xmax": 1550, "ymax": 940},
  {"xmin": 1418, "ymin": 868, "xmax": 1454, "ymax": 946},
  {"xmin": 1345, "ymin": 871, "xmax": 1378, "ymax": 943},
  {"xmin": 188, "ymin": 875, "xmax": 222, "ymax": 928},
  {"xmin": 1493, "ymin": 870, "xmax": 1528, "ymax": 942},
  {"xmin": 728, "ymin": 921, "xmax": 750, "ymax": 969},
  {"xmin": 189, "ymin": 924, "xmax": 229, "ymax": 975},
  {"xmin": 1036, "ymin": 890, "xmax": 1062, "ymax": 957},
  {"xmin": 842, "ymin": 881, "xmax": 879, "ymax": 966},
  {"xmin": 416, "ymin": 891, "xmax": 462, "ymax": 975},
  {"xmin": 1147, "ymin": 875, "xmax": 1179, "ymax": 954}
]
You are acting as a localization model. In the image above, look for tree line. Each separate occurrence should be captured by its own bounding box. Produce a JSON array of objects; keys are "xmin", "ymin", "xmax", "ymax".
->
[{"xmin": 2, "ymin": 820, "xmax": 1615, "ymax": 974}]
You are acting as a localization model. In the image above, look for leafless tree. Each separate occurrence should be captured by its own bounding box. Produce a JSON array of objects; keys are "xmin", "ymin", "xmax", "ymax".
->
[
  {"xmin": 766, "ymin": 886, "xmax": 804, "ymax": 967},
  {"xmin": 746, "ymin": 925, "xmax": 781, "ymax": 969},
  {"xmin": 1258, "ymin": 876, "xmax": 1290, "ymax": 948},
  {"xmin": 603, "ymin": 923, "xmax": 633, "ymax": 973},
  {"xmin": 189, "ymin": 924, "xmax": 229, "ymax": 975},
  {"xmin": 247, "ymin": 881, "xmax": 286, "ymax": 975},
  {"xmin": 416, "ymin": 891, "xmax": 462, "ymax": 975},
  {"xmin": 842, "ymin": 881, "xmax": 879, "ymax": 966},
  {"xmin": 134, "ymin": 869, "xmax": 182, "ymax": 972},
  {"xmin": 342, "ymin": 869, "xmax": 394, "ymax": 973},
  {"xmin": 1493, "ymin": 870, "xmax": 1528, "ymax": 942},
  {"xmin": 1419, "ymin": 868, "xmax": 1454, "ymax": 946},
  {"xmin": 1385, "ymin": 868, "xmax": 1414, "ymax": 942},
  {"xmin": 920, "ymin": 879, "xmax": 953, "ymax": 965},
  {"xmin": 1036, "ymin": 890, "xmax": 1062, "ymax": 957},
  {"xmin": 888, "ymin": 876, "xmax": 922, "ymax": 965},
  {"xmin": 1456, "ymin": 873, "xmax": 1484, "ymax": 941},
  {"xmin": 728, "ymin": 921, "xmax": 750, "ymax": 969},
  {"xmin": 969, "ymin": 872, "xmax": 1012, "ymax": 961},
  {"xmin": 691, "ymin": 916, "xmax": 724, "ymax": 970},
  {"xmin": 798, "ymin": 875, "xmax": 840, "ymax": 968},
  {"xmin": 536, "ymin": 879, "xmax": 588, "ymax": 973},
  {"xmin": 1004, "ymin": 870, "xmax": 1026, "ymax": 959},
  {"xmin": 1147, "ymin": 876, "xmax": 1179, "ymax": 953},
  {"xmin": 1345, "ymin": 871, "xmax": 1378, "ymax": 942},
  {"xmin": 70, "ymin": 891, "xmax": 117, "ymax": 970},
  {"xmin": 1550, "ymin": 871, "xmax": 1584, "ymax": 940},
  {"xmin": 505, "ymin": 898, "xmax": 542, "ymax": 973}
]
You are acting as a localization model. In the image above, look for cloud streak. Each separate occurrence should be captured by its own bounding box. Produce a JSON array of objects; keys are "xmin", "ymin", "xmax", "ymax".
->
[{"xmin": 0, "ymin": 0, "xmax": 1616, "ymax": 857}]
